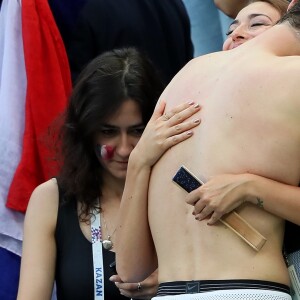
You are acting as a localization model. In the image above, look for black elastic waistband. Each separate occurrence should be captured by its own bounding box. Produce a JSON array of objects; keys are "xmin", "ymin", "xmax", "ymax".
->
[{"xmin": 156, "ymin": 279, "xmax": 290, "ymax": 297}]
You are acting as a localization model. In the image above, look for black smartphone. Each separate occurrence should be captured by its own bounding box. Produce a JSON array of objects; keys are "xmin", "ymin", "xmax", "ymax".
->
[{"xmin": 172, "ymin": 166, "xmax": 203, "ymax": 193}]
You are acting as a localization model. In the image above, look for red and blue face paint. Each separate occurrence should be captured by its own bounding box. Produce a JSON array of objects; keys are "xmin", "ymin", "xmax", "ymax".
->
[{"xmin": 96, "ymin": 144, "xmax": 115, "ymax": 160}]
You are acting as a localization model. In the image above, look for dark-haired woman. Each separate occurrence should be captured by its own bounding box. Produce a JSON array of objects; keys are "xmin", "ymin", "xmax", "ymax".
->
[{"xmin": 17, "ymin": 47, "xmax": 201, "ymax": 300}]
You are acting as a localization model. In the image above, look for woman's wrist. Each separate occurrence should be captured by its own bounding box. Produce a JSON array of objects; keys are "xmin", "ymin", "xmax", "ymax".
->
[
  {"xmin": 241, "ymin": 173, "xmax": 262, "ymax": 206},
  {"xmin": 128, "ymin": 148, "xmax": 152, "ymax": 171},
  {"xmin": 130, "ymin": 144, "xmax": 157, "ymax": 168}
]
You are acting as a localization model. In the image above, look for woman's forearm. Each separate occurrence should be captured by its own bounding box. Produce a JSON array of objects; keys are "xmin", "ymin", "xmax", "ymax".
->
[
  {"xmin": 116, "ymin": 154, "xmax": 157, "ymax": 283},
  {"xmin": 246, "ymin": 174, "xmax": 300, "ymax": 225}
]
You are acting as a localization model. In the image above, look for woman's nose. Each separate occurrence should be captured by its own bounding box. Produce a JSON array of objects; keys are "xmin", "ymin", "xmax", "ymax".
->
[
  {"xmin": 231, "ymin": 25, "xmax": 247, "ymax": 41},
  {"xmin": 116, "ymin": 134, "xmax": 134, "ymax": 157}
]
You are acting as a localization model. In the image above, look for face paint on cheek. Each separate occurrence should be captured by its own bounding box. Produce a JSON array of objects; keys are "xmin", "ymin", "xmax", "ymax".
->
[{"xmin": 96, "ymin": 144, "xmax": 115, "ymax": 160}]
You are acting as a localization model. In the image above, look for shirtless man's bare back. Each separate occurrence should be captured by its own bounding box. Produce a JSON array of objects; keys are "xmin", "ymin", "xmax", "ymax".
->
[{"xmin": 116, "ymin": 3, "xmax": 300, "ymax": 299}]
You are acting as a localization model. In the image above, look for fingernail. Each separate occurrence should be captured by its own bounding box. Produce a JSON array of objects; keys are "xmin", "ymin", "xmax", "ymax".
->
[
  {"xmin": 194, "ymin": 103, "xmax": 200, "ymax": 108},
  {"xmin": 186, "ymin": 131, "xmax": 193, "ymax": 136},
  {"xmin": 188, "ymin": 100, "xmax": 195, "ymax": 105},
  {"xmin": 194, "ymin": 119, "xmax": 200, "ymax": 123}
]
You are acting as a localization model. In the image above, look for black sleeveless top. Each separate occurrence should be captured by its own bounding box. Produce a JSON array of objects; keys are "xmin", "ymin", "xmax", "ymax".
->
[{"xmin": 55, "ymin": 190, "xmax": 128, "ymax": 300}]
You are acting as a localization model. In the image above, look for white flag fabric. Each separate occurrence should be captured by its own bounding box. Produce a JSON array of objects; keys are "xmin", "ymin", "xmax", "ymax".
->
[{"xmin": 0, "ymin": 0, "xmax": 26, "ymax": 256}]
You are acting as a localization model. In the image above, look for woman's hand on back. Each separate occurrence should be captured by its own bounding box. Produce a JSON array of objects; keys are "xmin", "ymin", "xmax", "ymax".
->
[{"xmin": 132, "ymin": 100, "xmax": 201, "ymax": 167}]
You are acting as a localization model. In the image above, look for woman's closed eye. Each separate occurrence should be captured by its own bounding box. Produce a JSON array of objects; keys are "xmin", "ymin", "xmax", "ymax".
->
[
  {"xmin": 250, "ymin": 22, "xmax": 270, "ymax": 28},
  {"xmin": 226, "ymin": 26, "xmax": 236, "ymax": 36},
  {"xmin": 226, "ymin": 30, "xmax": 233, "ymax": 36},
  {"xmin": 249, "ymin": 15, "xmax": 273, "ymax": 29}
]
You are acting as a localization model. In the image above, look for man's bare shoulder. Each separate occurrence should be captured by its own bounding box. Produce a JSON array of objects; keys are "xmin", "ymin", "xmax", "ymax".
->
[
  {"xmin": 188, "ymin": 51, "xmax": 224, "ymax": 67},
  {"xmin": 160, "ymin": 51, "xmax": 226, "ymax": 109},
  {"xmin": 169, "ymin": 51, "xmax": 223, "ymax": 83},
  {"xmin": 289, "ymin": 58, "xmax": 300, "ymax": 75},
  {"xmin": 277, "ymin": 56, "xmax": 300, "ymax": 90}
]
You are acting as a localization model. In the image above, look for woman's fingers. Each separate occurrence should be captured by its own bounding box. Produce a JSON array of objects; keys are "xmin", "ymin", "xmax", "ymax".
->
[
  {"xmin": 194, "ymin": 204, "xmax": 213, "ymax": 221},
  {"xmin": 207, "ymin": 212, "xmax": 222, "ymax": 225},
  {"xmin": 159, "ymin": 101, "xmax": 201, "ymax": 148},
  {"xmin": 170, "ymin": 117, "xmax": 201, "ymax": 136},
  {"xmin": 163, "ymin": 118, "xmax": 202, "ymax": 149},
  {"xmin": 186, "ymin": 188, "xmax": 203, "ymax": 206},
  {"xmin": 191, "ymin": 194, "xmax": 226, "ymax": 225},
  {"xmin": 152, "ymin": 100, "xmax": 166, "ymax": 120},
  {"xmin": 115, "ymin": 279, "xmax": 156, "ymax": 299},
  {"xmin": 162, "ymin": 129, "xmax": 194, "ymax": 149},
  {"xmin": 134, "ymin": 100, "xmax": 201, "ymax": 167},
  {"xmin": 186, "ymin": 188, "xmax": 223, "ymax": 223},
  {"xmin": 161, "ymin": 101, "xmax": 201, "ymax": 124}
]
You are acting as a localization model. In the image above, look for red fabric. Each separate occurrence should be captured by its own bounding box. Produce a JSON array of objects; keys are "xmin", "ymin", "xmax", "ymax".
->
[{"xmin": 6, "ymin": 0, "xmax": 72, "ymax": 212}]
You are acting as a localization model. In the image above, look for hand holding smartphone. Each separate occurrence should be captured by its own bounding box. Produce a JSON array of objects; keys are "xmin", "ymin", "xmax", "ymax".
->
[{"xmin": 172, "ymin": 166, "xmax": 267, "ymax": 251}]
